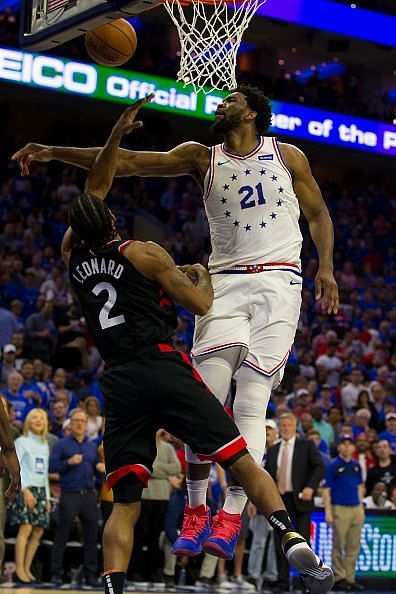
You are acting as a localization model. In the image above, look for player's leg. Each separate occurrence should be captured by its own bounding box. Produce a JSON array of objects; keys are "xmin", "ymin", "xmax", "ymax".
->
[
  {"xmin": 203, "ymin": 365, "xmax": 276, "ymax": 559},
  {"xmin": 100, "ymin": 362, "xmax": 159, "ymax": 594}
]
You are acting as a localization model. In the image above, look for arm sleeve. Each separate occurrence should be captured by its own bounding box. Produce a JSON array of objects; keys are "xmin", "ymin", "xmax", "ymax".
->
[{"xmin": 15, "ymin": 437, "xmax": 28, "ymax": 491}]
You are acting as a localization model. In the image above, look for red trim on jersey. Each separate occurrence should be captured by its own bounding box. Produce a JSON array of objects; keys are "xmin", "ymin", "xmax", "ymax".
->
[
  {"xmin": 106, "ymin": 463, "xmax": 151, "ymax": 490},
  {"xmin": 221, "ymin": 136, "xmax": 264, "ymax": 160},
  {"xmin": 118, "ymin": 240, "xmax": 134, "ymax": 255},
  {"xmin": 203, "ymin": 146, "xmax": 216, "ymax": 202},
  {"xmin": 157, "ymin": 344, "xmax": 174, "ymax": 353},
  {"xmin": 159, "ymin": 288, "xmax": 173, "ymax": 308},
  {"xmin": 196, "ymin": 435, "xmax": 247, "ymax": 463},
  {"xmin": 272, "ymin": 138, "xmax": 293, "ymax": 182}
]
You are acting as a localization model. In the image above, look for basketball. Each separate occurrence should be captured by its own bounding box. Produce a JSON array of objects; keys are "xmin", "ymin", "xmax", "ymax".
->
[{"xmin": 85, "ymin": 19, "xmax": 137, "ymax": 67}]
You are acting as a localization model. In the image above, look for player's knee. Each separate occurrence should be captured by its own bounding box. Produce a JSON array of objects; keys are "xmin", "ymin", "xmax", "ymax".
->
[{"xmin": 194, "ymin": 356, "xmax": 234, "ymax": 404}]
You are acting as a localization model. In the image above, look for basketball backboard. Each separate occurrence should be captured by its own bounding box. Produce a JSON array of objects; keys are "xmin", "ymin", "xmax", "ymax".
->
[{"xmin": 20, "ymin": 0, "xmax": 158, "ymax": 50}]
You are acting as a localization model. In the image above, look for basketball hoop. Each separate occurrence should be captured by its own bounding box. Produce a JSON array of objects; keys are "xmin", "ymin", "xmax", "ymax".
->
[{"xmin": 162, "ymin": 0, "xmax": 268, "ymax": 93}]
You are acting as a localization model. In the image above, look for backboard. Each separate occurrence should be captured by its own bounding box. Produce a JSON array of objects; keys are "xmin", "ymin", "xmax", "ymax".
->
[{"xmin": 20, "ymin": 0, "xmax": 158, "ymax": 50}]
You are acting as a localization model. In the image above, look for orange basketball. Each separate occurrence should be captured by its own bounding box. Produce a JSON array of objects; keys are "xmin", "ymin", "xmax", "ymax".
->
[{"xmin": 85, "ymin": 19, "xmax": 137, "ymax": 67}]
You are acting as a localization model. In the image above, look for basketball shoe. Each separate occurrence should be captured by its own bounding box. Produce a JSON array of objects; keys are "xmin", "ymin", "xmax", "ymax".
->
[
  {"xmin": 283, "ymin": 534, "xmax": 334, "ymax": 594},
  {"xmin": 202, "ymin": 509, "xmax": 241, "ymax": 560},
  {"xmin": 171, "ymin": 504, "xmax": 211, "ymax": 556}
]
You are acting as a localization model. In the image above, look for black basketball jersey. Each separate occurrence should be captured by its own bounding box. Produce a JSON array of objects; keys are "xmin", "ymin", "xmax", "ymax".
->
[{"xmin": 69, "ymin": 239, "xmax": 178, "ymax": 363}]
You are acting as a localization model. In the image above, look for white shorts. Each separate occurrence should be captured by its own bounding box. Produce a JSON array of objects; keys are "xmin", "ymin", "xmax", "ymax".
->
[{"xmin": 191, "ymin": 269, "xmax": 302, "ymax": 378}]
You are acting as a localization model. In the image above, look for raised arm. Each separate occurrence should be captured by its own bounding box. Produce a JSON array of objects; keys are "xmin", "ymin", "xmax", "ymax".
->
[
  {"xmin": 280, "ymin": 143, "xmax": 339, "ymax": 315},
  {"xmin": 123, "ymin": 241, "xmax": 213, "ymax": 316}
]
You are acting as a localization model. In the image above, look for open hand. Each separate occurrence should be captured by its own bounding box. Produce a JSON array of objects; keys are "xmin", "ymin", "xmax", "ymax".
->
[
  {"xmin": 11, "ymin": 143, "xmax": 52, "ymax": 177},
  {"xmin": 0, "ymin": 450, "xmax": 21, "ymax": 500},
  {"xmin": 315, "ymin": 269, "xmax": 339, "ymax": 314},
  {"xmin": 112, "ymin": 93, "xmax": 155, "ymax": 136}
]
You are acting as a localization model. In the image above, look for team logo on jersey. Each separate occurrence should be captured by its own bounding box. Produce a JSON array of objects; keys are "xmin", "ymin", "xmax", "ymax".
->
[{"xmin": 258, "ymin": 154, "xmax": 274, "ymax": 161}]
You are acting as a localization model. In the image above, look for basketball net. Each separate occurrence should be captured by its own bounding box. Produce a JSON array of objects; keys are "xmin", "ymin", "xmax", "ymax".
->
[{"xmin": 163, "ymin": 0, "xmax": 268, "ymax": 93}]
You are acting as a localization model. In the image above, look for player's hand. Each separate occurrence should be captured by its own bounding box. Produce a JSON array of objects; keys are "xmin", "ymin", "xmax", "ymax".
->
[
  {"xmin": 0, "ymin": 450, "xmax": 21, "ymax": 500},
  {"xmin": 112, "ymin": 93, "xmax": 155, "ymax": 136},
  {"xmin": 315, "ymin": 268, "xmax": 339, "ymax": 315},
  {"xmin": 178, "ymin": 264, "xmax": 199, "ymax": 285},
  {"xmin": 68, "ymin": 454, "xmax": 83, "ymax": 465},
  {"xmin": 11, "ymin": 143, "xmax": 53, "ymax": 177}
]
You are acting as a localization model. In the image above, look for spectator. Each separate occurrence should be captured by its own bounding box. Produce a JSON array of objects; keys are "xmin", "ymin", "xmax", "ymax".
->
[
  {"xmin": 20, "ymin": 360, "xmax": 44, "ymax": 407},
  {"xmin": 46, "ymin": 368, "xmax": 77, "ymax": 412},
  {"xmin": 327, "ymin": 406, "xmax": 344, "ymax": 441},
  {"xmin": 363, "ymin": 481, "xmax": 393, "ymax": 510},
  {"xmin": 49, "ymin": 401, "xmax": 68, "ymax": 438},
  {"xmin": 0, "ymin": 343, "xmax": 17, "ymax": 387},
  {"xmin": 3, "ymin": 371, "xmax": 34, "ymax": 429},
  {"xmin": 341, "ymin": 370, "xmax": 365, "ymax": 411},
  {"xmin": 378, "ymin": 412, "xmax": 396, "ymax": 453},
  {"xmin": 25, "ymin": 300, "xmax": 57, "ymax": 361},
  {"xmin": 365, "ymin": 439, "xmax": 396, "ymax": 494},
  {"xmin": 353, "ymin": 433, "xmax": 376, "ymax": 482},
  {"xmin": 352, "ymin": 409, "xmax": 371, "ymax": 438},
  {"xmin": 265, "ymin": 413, "xmax": 324, "ymax": 591},
  {"xmin": 84, "ymin": 396, "xmax": 102, "ymax": 440},
  {"xmin": 49, "ymin": 408, "xmax": 104, "ymax": 586},
  {"xmin": 9, "ymin": 409, "xmax": 50, "ymax": 583},
  {"xmin": 369, "ymin": 381, "xmax": 386, "ymax": 430},
  {"xmin": 315, "ymin": 384, "xmax": 335, "ymax": 412},
  {"xmin": 323, "ymin": 435, "xmax": 364, "ymax": 592},
  {"xmin": 0, "ymin": 300, "xmax": 18, "ymax": 347},
  {"xmin": 307, "ymin": 429, "xmax": 331, "ymax": 464},
  {"xmin": 312, "ymin": 406, "xmax": 334, "ymax": 447},
  {"xmin": 315, "ymin": 342, "xmax": 343, "ymax": 387}
]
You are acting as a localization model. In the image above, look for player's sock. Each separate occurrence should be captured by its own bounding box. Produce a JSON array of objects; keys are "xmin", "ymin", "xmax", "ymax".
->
[
  {"xmin": 267, "ymin": 510, "xmax": 307, "ymax": 551},
  {"xmin": 103, "ymin": 571, "xmax": 125, "ymax": 594},
  {"xmin": 187, "ymin": 478, "xmax": 209, "ymax": 507},
  {"xmin": 223, "ymin": 485, "xmax": 248, "ymax": 515}
]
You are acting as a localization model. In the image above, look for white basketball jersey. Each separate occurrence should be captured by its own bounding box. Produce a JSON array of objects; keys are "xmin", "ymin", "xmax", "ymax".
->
[{"xmin": 202, "ymin": 136, "xmax": 303, "ymax": 273}]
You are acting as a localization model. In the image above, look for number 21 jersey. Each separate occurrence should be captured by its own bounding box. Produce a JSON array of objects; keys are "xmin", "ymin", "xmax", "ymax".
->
[
  {"xmin": 69, "ymin": 240, "xmax": 177, "ymax": 363},
  {"xmin": 203, "ymin": 136, "xmax": 303, "ymax": 273}
]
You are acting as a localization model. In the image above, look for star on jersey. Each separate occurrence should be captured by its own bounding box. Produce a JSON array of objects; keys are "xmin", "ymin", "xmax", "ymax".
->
[
  {"xmin": 244, "ymin": 224, "xmax": 252, "ymax": 231},
  {"xmin": 271, "ymin": 212, "xmax": 277, "ymax": 219},
  {"xmin": 271, "ymin": 175, "xmax": 277, "ymax": 181},
  {"xmin": 260, "ymin": 169, "xmax": 266, "ymax": 175},
  {"xmin": 260, "ymin": 221, "xmax": 267, "ymax": 228},
  {"xmin": 233, "ymin": 220, "xmax": 240, "ymax": 227},
  {"xmin": 278, "ymin": 187, "xmax": 284, "ymax": 193},
  {"xmin": 224, "ymin": 211, "xmax": 231, "ymax": 218},
  {"xmin": 231, "ymin": 174, "xmax": 238, "ymax": 181},
  {"xmin": 221, "ymin": 197, "xmax": 227, "ymax": 204},
  {"xmin": 223, "ymin": 184, "xmax": 230, "ymax": 191},
  {"xmin": 244, "ymin": 169, "xmax": 251, "ymax": 176},
  {"xmin": 277, "ymin": 200, "xmax": 283, "ymax": 207}
]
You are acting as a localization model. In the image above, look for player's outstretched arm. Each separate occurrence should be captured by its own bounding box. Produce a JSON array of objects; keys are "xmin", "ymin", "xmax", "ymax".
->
[
  {"xmin": 85, "ymin": 95, "xmax": 154, "ymax": 199},
  {"xmin": 280, "ymin": 143, "xmax": 339, "ymax": 315},
  {"xmin": 122, "ymin": 241, "xmax": 213, "ymax": 316}
]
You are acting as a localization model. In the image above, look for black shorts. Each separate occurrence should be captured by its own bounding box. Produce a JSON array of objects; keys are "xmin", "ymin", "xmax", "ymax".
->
[{"xmin": 101, "ymin": 348, "xmax": 247, "ymax": 502}]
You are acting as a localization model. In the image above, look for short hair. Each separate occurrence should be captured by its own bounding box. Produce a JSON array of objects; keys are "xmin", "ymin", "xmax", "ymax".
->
[
  {"xmin": 69, "ymin": 408, "xmax": 88, "ymax": 421},
  {"xmin": 236, "ymin": 85, "xmax": 272, "ymax": 135},
  {"xmin": 69, "ymin": 193, "xmax": 116, "ymax": 248},
  {"xmin": 279, "ymin": 412, "xmax": 297, "ymax": 424}
]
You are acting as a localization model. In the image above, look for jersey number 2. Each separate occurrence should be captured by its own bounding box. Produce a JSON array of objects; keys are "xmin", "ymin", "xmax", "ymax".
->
[
  {"xmin": 239, "ymin": 183, "xmax": 266, "ymax": 209},
  {"xmin": 92, "ymin": 282, "xmax": 125, "ymax": 330}
]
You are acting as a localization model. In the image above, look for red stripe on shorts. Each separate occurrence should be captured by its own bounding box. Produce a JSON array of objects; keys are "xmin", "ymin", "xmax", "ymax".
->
[
  {"xmin": 178, "ymin": 352, "xmax": 211, "ymax": 391},
  {"xmin": 106, "ymin": 463, "xmax": 151, "ymax": 490},
  {"xmin": 197, "ymin": 435, "xmax": 247, "ymax": 464}
]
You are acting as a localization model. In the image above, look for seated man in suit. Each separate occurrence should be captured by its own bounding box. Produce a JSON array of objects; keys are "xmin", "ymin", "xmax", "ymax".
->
[{"xmin": 265, "ymin": 412, "xmax": 325, "ymax": 591}]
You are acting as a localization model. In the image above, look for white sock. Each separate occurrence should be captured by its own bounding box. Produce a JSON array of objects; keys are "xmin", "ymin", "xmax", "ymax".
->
[
  {"xmin": 223, "ymin": 486, "xmax": 247, "ymax": 515},
  {"xmin": 187, "ymin": 478, "xmax": 208, "ymax": 508}
]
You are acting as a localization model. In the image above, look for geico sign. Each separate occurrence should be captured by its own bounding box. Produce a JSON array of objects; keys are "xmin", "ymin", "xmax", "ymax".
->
[{"xmin": 0, "ymin": 48, "xmax": 97, "ymax": 94}]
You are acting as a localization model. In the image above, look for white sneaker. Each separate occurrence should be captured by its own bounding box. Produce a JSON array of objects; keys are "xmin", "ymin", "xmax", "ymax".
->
[
  {"xmin": 229, "ymin": 576, "xmax": 256, "ymax": 591},
  {"xmin": 286, "ymin": 545, "xmax": 334, "ymax": 594},
  {"xmin": 217, "ymin": 576, "xmax": 234, "ymax": 590}
]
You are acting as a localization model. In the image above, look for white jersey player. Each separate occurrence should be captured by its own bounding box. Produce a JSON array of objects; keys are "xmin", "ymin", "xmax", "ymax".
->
[{"xmin": 13, "ymin": 85, "xmax": 339, "ymax": 565}]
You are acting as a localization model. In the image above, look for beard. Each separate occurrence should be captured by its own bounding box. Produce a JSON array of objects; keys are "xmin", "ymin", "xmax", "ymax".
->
[{"xmin": 210, "ymin": 113, "xmax": 243, "ymax": 135}]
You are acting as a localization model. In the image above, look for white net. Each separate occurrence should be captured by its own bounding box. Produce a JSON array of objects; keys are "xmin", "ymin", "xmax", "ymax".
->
[{"xmin": 163, "ymin": 0, "xmax": 267, "ymax": 93}]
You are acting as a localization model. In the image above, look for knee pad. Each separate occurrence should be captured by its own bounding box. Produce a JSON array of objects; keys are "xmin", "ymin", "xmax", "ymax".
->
[{"xmin": 233, "ymin": 367, "xmax": 275, "ymax": 463}]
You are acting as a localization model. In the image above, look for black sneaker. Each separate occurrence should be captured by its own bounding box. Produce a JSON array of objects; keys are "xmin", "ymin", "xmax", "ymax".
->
[
  {"xmin": 346, "ymin": 583, "xmax": 365, "ymax": 592},
  {"xmin": 333, "ymin": 579, "xmax": 349, "ymax": 591},
  {"xmin": 50, "ymin": 574, "xmax": 63, "ymax": 586}
]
